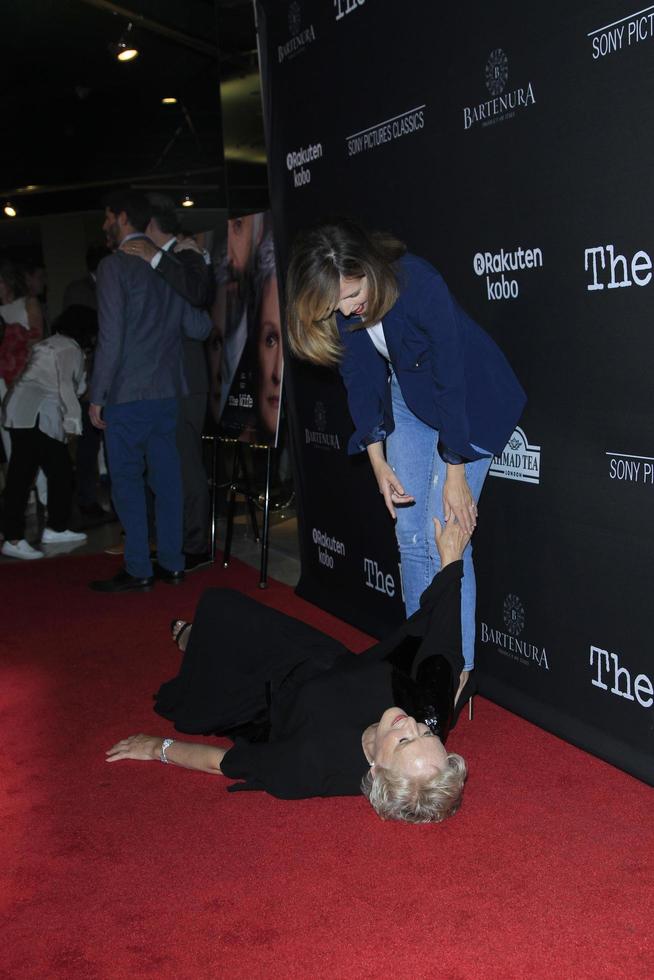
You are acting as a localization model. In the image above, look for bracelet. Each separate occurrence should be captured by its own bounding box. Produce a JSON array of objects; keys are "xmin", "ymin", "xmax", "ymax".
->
[{"xmin": 160, "ymin": 738, "xmax": 174, "ymax": 764}]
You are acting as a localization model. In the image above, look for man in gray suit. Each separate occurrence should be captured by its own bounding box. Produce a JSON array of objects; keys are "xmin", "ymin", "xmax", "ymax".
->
[
  {"xmin": 89, "ymin": 191, "xmax": 211, "ymax": 593},
  {"xmin": 123, "ymin": 194, "xmax": 214, "ymax": 569}
]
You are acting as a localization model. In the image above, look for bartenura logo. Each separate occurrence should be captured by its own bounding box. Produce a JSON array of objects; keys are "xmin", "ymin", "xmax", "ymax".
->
[
  {"xmin": 464, "ymin": 49, "xmax": 535, "ymax": 130},
  {"xmin": 363, "ymin": 557, "xmax": 403, "ymax": 600},
  {"xmin": 588, "ymin": 6, "xmax": 654, "ymax": 59},
  {"xmin": 286, "ymin": 141, "xmax": 323, "ymax": 188},
  {"xmin": 590, "ymin": 645, "xmax": 653, "ymax": 707},
  {"xmin": 278, "ymin": 2, "xmax": 317, "ymax": 63},
  {"xmin": 305, "ymin": 401, "xmax": 341, "ymax": 450},
  {"xmin": 481, "ymin": 595, "xmax": 549, "ymax": 670},
  {"xmin": 335, "ymin": 0, "xmax": 365, "ymax": 21},
  {"xmin": 490, "ymin": 427, "xmax": 541, "ymax": 485},
  {"xmin": 503, "ymin": 594, "xmax": 524, "ymax": 636},
  {"xmin": 346, "ymin": 104, "xmax": 425, "ymax": 158},
  {"xmin": 584, "ymin": 243, "xmax": 653, "ymax": 290},
  {"xmin": 312, "ymin": 527, "xmax": 345, "ymax": 569},
  {"xmin": 606, "ymin": 450, "xmax": 654, "ymax": 486},
  {"xmin": 473, "ymin": 245, "xmax": 543, "ymax": 301}
]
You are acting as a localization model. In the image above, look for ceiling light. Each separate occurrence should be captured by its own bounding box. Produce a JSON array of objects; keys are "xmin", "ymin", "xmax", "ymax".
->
[
  {"xmin": 4, "ymin": 203, "xmax": 17, "ymax": 218},
  {"xmin": 116, "ymin": 22, "xmax": 138, "ymax": 62},
  {"xmin": 162, "ymin": 97, "xmax": 177, "ymax": 105},
  {"xmin": 182, "ymin": 194, "xmax": 194, "ymax": 208}
]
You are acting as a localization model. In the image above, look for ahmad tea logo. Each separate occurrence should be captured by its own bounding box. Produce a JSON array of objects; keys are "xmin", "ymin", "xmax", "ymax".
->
[{"xmin": 490, "ymin": 427, "xmax": 541, "ymax": 485}]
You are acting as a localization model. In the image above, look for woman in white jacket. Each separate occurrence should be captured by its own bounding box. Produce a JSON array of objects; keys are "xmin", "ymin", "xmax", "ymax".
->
[{"xmin": 2, "ymin": 306, "xmax": 89, "ymax": 559}]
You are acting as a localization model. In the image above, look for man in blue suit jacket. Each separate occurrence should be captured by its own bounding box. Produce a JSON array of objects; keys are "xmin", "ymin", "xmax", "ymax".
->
[{"xmin": 89, "ymin": 191, "xmax": 211, "ymax": 593}]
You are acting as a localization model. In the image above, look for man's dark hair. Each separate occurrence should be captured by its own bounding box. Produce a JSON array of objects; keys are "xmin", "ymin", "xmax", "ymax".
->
[
  {"xmin": 52, "ymin": 304, "xmax": 98, "ymax": 349},
  {"xmin": 147, "ymin": 192, "xmax": 180, "ymax": 236},
  {"xmin": 103, "ymin": 190, "xmax": 152, "ymax": 233}
]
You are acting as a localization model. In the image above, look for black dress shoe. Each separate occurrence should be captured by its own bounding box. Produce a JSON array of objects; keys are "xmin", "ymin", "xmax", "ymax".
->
[
  {"xmin": 184, "ymin": 552, "xmax": 213, "ymax": 572},
  {"xmin": 78, "ymin": 503, "xmax": 109, "ymax": 519},
  {"xmin": 153, "ymin": 562, "xmax": 185, "ymax": 585},
  {"xmin": 90, "ymin": 568, "xmax": 155, "ymax": 593}
]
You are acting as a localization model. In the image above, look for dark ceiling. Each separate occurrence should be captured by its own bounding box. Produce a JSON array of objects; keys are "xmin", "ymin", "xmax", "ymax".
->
[{"xmin": 0, "ymin": 0, "xmax": 267, "ymax": 217}]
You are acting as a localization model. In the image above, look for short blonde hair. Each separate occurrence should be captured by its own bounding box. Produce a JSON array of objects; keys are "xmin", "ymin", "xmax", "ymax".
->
[
  {"xmin": 361, "ymin": 753, "xmax": 467, "ymax": 824},
  {"xmin": 286, "ymin": 219, "xmax": 406, "ymax": 367}
]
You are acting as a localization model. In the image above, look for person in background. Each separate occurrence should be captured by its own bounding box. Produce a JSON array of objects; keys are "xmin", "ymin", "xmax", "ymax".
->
[
  {"xmin": 62, "ymin": 245, "xmax": 111, "ymax": 312},
  {"xmin": 23, "ymin": 260, "xmax": 49, "ymax": 336},
  {"xmin": 123, "ymin": 193, "xmax": 214, "ymax": 571},
  {"xmin": 0, "ymin": 260, "xmax": 44, "ymax": 468},
  {"xmin": 66, "ymin": 305, "xmax": 111, "ymax": 521},
  {"xmin": 0, "ymin": 260, "xmax": 44, "ymax": 390},
  {"xmin": 89, "ymin": 191, "xmax": 212, "ymax": 593},
  {"xmin": 286, "ymin": 218, "xmax": 526, "ymax": 678},
  {"xmin": 1, "ymin": 307, "xmax": 87, "ymax": 559}
]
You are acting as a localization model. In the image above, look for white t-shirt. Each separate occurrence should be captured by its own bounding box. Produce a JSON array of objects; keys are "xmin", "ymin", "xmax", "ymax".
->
[{"xmin": 366, "ymin": 322, "xmax": 389, "ymax": 360}]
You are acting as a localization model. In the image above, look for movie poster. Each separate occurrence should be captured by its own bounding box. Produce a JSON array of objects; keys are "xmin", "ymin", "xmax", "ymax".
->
[{"xmin": 205, "ymin": 210, "xmax": 282, "ymax": 447}]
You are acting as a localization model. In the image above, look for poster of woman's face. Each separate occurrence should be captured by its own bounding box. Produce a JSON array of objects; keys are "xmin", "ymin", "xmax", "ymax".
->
[{"xmin": 205, "ymin": 210, "xmax": 283, "ymax": 447}]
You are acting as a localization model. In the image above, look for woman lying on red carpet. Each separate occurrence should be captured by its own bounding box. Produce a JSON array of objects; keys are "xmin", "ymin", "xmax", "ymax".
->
[{"xmin": 107, "ymin": 519, "xmax": 473, "ymax": 824}]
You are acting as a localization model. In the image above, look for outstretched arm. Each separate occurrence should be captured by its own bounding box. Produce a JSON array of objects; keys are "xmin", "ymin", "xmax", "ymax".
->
[
  {"xmin": 106, "ymin": 734, "xmax": 227, "ymax": 774},
  {"xmin": 432, "ymin": 516, "xmax": 471, "ymax": 568}
]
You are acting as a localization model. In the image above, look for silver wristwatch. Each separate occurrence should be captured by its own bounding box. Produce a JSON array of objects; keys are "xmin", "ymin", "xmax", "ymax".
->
[{"xmin": 160, "ymin": 738, "xmax": 174, "ymax": 764}]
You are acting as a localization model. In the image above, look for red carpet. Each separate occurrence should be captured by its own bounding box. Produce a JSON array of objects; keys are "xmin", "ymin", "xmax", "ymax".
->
[{"xmin": 2, "ymin": 553, "xmax": 653, "ymax": 979}]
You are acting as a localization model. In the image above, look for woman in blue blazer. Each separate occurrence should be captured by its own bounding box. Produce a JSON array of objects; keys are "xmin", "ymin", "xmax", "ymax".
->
[{"xmin": 287, "ymin": 219, "xmax": 526, "ymax": 671}]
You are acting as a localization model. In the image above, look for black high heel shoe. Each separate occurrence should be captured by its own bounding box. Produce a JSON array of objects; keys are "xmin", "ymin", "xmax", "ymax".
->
[
  {"xmin": 451, "ymin": 673, "xmax": 477, "ymax": 730},
  {"xmin": 170, "ymin": 619, "xmax": 191, "ymax": 652}
]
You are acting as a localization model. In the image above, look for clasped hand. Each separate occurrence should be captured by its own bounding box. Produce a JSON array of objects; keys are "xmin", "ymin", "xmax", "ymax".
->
[{"xmin": 442, "ymin": 472, "xmax": 477, "ymax": 536}]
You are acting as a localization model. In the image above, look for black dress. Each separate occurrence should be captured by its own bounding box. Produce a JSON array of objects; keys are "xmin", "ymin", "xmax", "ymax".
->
[{"xmin": 154, "ymin": 561, "xmax": 464, "ymax": 799}]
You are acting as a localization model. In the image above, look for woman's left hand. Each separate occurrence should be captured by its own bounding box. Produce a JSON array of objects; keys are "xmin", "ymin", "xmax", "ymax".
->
[
  {"xmin": 443, "ymin": 466, "xmax": 477, "ymax": 536},
  {"xmin": 106, "ymin": 734, "xmax": 162, "ymax": 763}
]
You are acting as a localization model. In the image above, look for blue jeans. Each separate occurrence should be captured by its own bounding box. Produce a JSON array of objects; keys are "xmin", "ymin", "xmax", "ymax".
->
[
  {"xmin": 104, "ymin": 398, "xmax": 184, "ymax": 579},
  {"xmin": 386, "ymin": 374, "xmax": 491, "ymax": 670}
]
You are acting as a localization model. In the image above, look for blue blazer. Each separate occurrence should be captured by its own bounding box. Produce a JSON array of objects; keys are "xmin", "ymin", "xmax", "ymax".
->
[
  {"xmin": 336, "ymin": 254, "xmax": 526, "ymax": 461},
  {"xmin": 90, "ymin": 241, "xmax": 212, "ymax": 407}
]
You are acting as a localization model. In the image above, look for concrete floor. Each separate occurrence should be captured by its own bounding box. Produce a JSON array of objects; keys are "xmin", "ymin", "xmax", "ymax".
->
[{"xmin": 0, "ymin": 491, "xmax": 301, "ymax": 588}]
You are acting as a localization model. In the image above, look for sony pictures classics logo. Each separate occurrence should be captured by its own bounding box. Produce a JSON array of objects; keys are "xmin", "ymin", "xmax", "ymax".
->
[
  {"xmin": 503, "ymin": 594, "xmax": 525, "ymax": 637},
  {"xmin": 485, "ymin": 49, "xmax": 509, "ymax": 96}
]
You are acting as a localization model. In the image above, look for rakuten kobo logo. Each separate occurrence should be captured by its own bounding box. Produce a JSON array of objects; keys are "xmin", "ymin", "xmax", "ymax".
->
[
  {"xmin": 286, "ymin": 142, "xmax": 323, "ymax": 188},
  {"xmin": 312, "ymin": 527, "xmax": 345, "ymax": 570},
  {"xmin": 473, "ymin": 246, "xmax": 543, "ymax": 301}
]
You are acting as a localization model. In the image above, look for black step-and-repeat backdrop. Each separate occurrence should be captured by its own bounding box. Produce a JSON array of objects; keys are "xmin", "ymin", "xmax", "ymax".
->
[{"xmin": 255, "ymin": 0, "xmax": 654, "ymax": 785}]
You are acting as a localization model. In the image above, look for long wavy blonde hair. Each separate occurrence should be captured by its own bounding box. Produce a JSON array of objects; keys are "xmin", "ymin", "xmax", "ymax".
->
[{"xmin": 286, "ymin": 218, "xmax": 406, "ymax": 367}]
